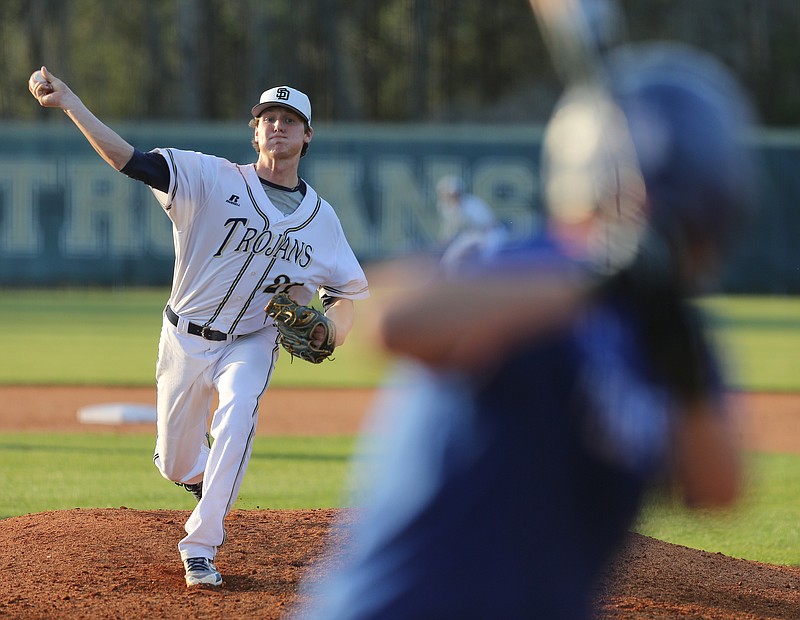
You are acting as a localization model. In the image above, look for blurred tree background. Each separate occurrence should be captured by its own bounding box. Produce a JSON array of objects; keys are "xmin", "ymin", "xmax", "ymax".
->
[{"xmin": 1, "ymin": 0, "xmax": 798, "ymax": 126}]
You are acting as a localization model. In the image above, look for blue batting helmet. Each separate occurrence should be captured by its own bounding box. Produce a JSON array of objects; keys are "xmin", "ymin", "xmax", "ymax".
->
[
  {"xmin": 542, "ymin": 42, "xmax": 757, "ymax": 276},
  {"xmin": 606, "ymin": 42, "xmax": 757, "ymax": 252}
]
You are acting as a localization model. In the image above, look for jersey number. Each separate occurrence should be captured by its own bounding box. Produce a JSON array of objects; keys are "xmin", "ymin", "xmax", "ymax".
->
[{"xmin": 264, "ymin": 275, "xmax": 303, "ymax": 295}]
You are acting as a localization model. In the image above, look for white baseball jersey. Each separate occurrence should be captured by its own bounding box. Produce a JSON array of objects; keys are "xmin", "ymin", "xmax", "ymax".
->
[{"xmin": 151, "ymin": 148, "xmax": 369, "ymax": 333}]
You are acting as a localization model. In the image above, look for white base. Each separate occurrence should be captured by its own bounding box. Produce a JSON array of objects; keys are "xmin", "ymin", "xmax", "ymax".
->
[{"xmin": 77, "ymin": 402, "xmax": 157, "ymax": 425}]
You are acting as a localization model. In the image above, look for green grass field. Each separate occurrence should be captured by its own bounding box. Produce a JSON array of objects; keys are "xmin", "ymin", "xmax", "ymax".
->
[
  {"xmin": 0, "ymin": 288, "xmax": 798, "ymax": 391},
  {"xmin": 0, "ymin": 433, "xmax": 356, "ymax": 518},
  {"xmin": 0, "ymin": 287, "xmax": 389, "ymax": 387},
  {"xmin": 703, "ymin": 296, "xmax": 800, "ymax": 392},
  {"xmin": 1, "ymin": 289, "xmax": 799, "ymax": 565}
]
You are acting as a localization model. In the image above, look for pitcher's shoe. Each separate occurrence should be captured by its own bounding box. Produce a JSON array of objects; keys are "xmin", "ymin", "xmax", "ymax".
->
[
  {"xmin": 184, "ymin": 557, "xmax": 222, "ymax": 586},
  {"xmin": 176, "ymin": 481, "xmax": 203, "ymax": 501}
]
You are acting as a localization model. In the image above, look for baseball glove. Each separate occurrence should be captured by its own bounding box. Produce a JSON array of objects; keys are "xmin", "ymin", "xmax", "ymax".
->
[{"xmin": 265, "ymin": 291, "xmax": 336, "ymax": 364}]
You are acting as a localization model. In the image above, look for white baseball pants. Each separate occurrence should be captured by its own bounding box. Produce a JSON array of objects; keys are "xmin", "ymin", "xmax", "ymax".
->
[{"xmin": 153, "ymin": 314, "xmax": 280, "ymax": 561}]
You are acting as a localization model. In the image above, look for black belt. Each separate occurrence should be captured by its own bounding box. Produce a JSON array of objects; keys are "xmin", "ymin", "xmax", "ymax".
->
[{"xmin": 165, "ymin": 306, "xmax": 229, "ymax": 341}]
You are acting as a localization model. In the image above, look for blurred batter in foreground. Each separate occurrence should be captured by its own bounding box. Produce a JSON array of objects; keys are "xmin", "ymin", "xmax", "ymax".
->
[{"xmin": 295, "ymin": 41, "xmax": 756, "ymax": 620}]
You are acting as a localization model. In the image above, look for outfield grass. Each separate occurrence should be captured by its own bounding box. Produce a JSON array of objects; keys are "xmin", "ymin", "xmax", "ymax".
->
[
  {"xmin": 0, "ymin": 288, "xmax": 798, "ymax": 391},
  {"xmin": 0, "ymin": 287, "xmax": 389, "ymax": 387},
  {"xmin": 703, "ymin": 295, "xmax": 800, "ymax": 392},
  {"xmin": 0, "ymin": 433, "xmax": 356, "ymax": 519}
]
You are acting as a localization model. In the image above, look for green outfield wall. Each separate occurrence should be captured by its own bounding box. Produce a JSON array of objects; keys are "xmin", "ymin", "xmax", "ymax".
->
[{"xmin": 0, "ymin": 121, "xmax": 798, "ymax": 293}]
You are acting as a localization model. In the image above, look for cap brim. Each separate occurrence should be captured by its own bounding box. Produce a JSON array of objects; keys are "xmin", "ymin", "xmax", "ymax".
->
[{"xmin": 251, "ymin": 102, "xmax": 310, "ymax": 123}]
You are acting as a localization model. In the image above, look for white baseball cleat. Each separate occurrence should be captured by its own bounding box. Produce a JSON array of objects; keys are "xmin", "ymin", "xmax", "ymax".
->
[{"xmin": 183, "ymin": 557, "xmax": 222, "ymax": 587}]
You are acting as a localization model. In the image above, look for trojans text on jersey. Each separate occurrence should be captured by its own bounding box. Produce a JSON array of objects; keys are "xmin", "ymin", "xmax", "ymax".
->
[{"xmin": 213, "ymin": 217, "xmax": 313, "ymax": 267}]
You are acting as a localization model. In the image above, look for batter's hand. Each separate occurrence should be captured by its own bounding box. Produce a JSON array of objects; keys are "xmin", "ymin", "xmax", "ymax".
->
[{"xmin": 28, "ymin": 66, "xmax": 74, "ymax": 109}]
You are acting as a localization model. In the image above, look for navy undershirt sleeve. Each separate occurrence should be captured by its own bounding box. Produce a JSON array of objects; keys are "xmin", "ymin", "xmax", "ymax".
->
[{"xmin": 120, "ymin": 148, "xmax": 170, "ymax": 193}]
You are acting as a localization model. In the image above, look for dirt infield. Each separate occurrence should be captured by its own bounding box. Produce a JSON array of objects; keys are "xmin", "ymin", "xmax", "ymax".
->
[{"xmin": 1, "ymin": 386, "xmax": 799, "ymax": 619}]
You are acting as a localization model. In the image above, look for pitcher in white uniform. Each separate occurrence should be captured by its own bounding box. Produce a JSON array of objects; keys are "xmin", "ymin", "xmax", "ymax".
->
[{"xmin": 28, "ymin": 67, "xmax": 369, "ymax": 588}]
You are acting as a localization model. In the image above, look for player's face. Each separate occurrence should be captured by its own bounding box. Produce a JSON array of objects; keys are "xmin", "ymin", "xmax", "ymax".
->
[{"xmin": 255, "ymin": 106, "xmax": 311, "ymax": 160}]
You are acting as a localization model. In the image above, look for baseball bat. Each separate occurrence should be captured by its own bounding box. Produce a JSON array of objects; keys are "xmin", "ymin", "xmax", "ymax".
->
[
  {"xmin": 528, "ymin": 0, "xmax": 608, "ymax": 86},
  {"xmin": 529, "ymin": 0, "xmax": 647, "ymax": 276}
]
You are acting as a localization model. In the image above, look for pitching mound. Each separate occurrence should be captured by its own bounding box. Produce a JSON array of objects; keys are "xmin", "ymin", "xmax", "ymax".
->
[{"xmin": 1, "ymin": 507, "xmax": 800, "ymax": 619}]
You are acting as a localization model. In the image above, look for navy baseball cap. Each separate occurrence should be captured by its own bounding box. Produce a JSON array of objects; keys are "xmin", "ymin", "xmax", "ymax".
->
[{"xmin": 251, "ymin": 86, "xmax": 312, "ymax": 124}]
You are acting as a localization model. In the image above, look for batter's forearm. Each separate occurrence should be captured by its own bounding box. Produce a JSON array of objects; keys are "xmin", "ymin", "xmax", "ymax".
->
[
  {"xmin": 63, "ymin": 101, "xmax": 134, "ymax": 171},
  {"xmin": 379, "ymin": 276, "xmax": 589, "ymax": 370}
]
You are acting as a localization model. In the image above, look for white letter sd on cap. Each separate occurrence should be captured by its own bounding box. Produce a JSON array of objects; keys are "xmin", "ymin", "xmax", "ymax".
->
[{"xmin": 251, "ymin": 86, "xmax": 312, "ymax": 124}]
